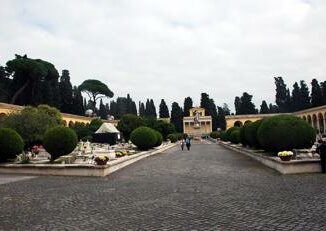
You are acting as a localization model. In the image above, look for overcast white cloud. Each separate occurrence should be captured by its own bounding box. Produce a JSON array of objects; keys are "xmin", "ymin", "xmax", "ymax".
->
[{"xmin": 1, "ymin": 0, "xmax": 326, "ymax": 112}]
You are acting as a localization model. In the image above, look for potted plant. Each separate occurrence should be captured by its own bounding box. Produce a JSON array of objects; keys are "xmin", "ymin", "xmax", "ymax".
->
[
  {"xmin": 277, "ymin": 151, "xmax": 293, "ymax": 161},
  {"xmin": 93, "ymin": 155, "xmax": 109, "ymax": 165}
]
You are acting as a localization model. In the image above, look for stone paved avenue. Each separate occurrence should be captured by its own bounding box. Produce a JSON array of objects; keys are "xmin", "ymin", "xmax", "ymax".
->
[{"xmin": 1, "ymin": 143, "xmax": 326, "ymax": 231}]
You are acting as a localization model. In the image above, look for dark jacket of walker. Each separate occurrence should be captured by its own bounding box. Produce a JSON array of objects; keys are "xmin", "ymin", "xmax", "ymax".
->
[{"xmin": 316, "ymin": 142, "xmax": 326, "ymax": 173}]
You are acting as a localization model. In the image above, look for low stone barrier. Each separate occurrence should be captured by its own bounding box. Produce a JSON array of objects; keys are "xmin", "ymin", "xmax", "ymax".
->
[
  {"xmin": 0, "ymin": 143, "xmax": 177, "ymax": 177},
  {"xmin": 218, "ymin": 141, "xmax": 321, "ymax": 174}
]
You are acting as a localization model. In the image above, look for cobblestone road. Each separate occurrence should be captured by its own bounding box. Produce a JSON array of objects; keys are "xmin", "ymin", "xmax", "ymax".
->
[{"xmin": 1, "ymin": 144, "xmax": 326, "ymax": 230}]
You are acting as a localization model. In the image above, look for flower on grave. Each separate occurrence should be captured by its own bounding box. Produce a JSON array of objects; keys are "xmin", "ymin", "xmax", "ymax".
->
[
  {"xmin": 277, "ymin": 151, "xmax": 294, "ymax": 157},
  {"xmin": 93, "ymin": 155, "xmax": 109, "ymax": 161}
]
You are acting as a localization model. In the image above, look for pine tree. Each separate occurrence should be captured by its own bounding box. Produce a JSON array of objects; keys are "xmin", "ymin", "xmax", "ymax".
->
[
  {"xmin": 159, "ymin": 99, "xmax": 170, "ymax": 118},
  {"xmin": 274, "ymin": 77, "xmax": 291, "ymax": 113},
  {"xmin": 311, "ymin": 78, "xmax": 323, "ymax": 107},
  {"xmin": 260, "ymin": 100, "xmax": 269, "ymax": 114},
  {"xmin": 183, "ymin": 97, "xmax": 193, "ymax": 116},
  {"xmin": 216, "ymin": 106, "xmax": 226, "ymax": 130},
  {"xmin": 170, "ymin": 102, "xmax": 183, "ymax": 133}
]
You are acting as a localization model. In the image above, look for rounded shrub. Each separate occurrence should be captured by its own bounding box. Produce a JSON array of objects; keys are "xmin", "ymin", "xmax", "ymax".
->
[
  {"xmin": 154, "ymin": 131, "xmax": 163, "ymax": 147},
  {"xmin": 225, "ymin": 127, "xmax": 240, "ymax": 141},
  {"xmin": 220, "ymin": 131, "xmax": 228, "ymax": 141},
  {"xmin": 210, "ymin": 131, "xmax": 220, "ymax": 139},
  {"xmin": 257, "ymin": 115, "xmax": 316, "ymax": 153},
  {"xmin": 130, "ymin": 126, "xmax": 157, "ymax": 150},
  {"xmin": 229, "ymin": 130, "xmax": 241, "ymax": 144},
  {"xmin": 167, "ymin": 134, "xmax": 178, "ymax": 143},
  {"xmin": 43, "ymin": 126, "xmax": 78, "ymax": 161},
  {"xmin": 240, "ymin": 122, "xmax": 251, "ymax": 146},
  {"xmin": 0, "ymin": 128, "xmax": 24, "ymax": 162},
  {"xmin": 245, "ymin": 120, "xmax": 263, "ymax": 148}
]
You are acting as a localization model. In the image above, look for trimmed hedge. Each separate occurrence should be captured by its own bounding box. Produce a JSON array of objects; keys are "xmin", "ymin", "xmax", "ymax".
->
[
  {"xmin": 257, "ymin": 115, "xmax": 316, "ymax": 153},
  {"xmin": 210, "ymin": 131, "xmax": 220, "ymax": 139},
  {"xmin": 130, "ymin": 126, "xmax": 157, "ymax": 150},
  {"xmin": 244, "ymin": 120, "xmax": 263, "ymax": 148},
  {"xmin": 43, "ymin": 126, "xmax": 78, "ymax": 161},
  {"xmin": 225, "ymin": 127, "xmax": 240, "ymax": 141},
  {"xmin": 154, "ymin": 131, "xmax": 163, "ymax": 147},
  {"xmin": 220, "ymin": 131, "xmax": 228, "ymax": 141},
  {"xmin": 167, "ymin": 134, "xmax": 178, "ymax": 143},
  {"xmin": 0, "ymin": 128, "xmax": 24, "ymax": 162},
  {"xmin": 240, "ymin": 122, "xmax": 251, "ymax": 146},
  {"xmin": 229, "ymin": 130, "xmax": 241, "ymax": 144}
]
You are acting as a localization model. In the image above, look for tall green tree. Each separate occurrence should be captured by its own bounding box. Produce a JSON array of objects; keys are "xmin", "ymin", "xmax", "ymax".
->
[
  {"xmin": 274, "ymin": 77, "xmax": 291, "ymax": 113},
  {"xmin": 159, "ymin": 99, "xmax": 169, "ymax": 118},
  {"xmin": 170, "ymin": 102, "xmax": 183, "ymax": 133},
  {"xmin": 109, "ymin": 101, "xmax": 117, "ymax": 119},
  {"xmin": 216, "ymin": 106, "xmax": 226, "ymax": 130},
  {"xmin": 209, "ymin": 99, "xmax": 218, "ymax": 131},
  {"xmin": 6, "ymin": 54, "xmax": 60, "ymax": 107},
  {"xmin": 311, "ymin": 78, "xmax": 323, "ymax": 107},
  {"xmin": 291, "ymin": 82, "xmax": 301, "ymax": 112},
  {"xmin": 139, "ymin": 102, "xmax": 145, "ymax": 117},
  {"xmin": 150, "ymin": 99, "xmax": 157, "ymax": 118},
  {"xmin": 78, "ymin": 79, "xmax": 113, "ymax": 111},
  {"xmin": 183, "ymin": 97, "xmax": 193, "ymax": 116},
  {"xmin": 321, "ymin": 81, "xmax": 326, "ymax": 105},
  {"xmin": 71, "ymin": 86, "xmax": 84, "ymax": 116},
  {"xmin": 222, "ymin": 103, "xmax": 231, "ymax": 116},
  {"xmin": 234, "ymin": 96, "xmax": 241, "ymax": 115},
  {"xmin": 59, "ymin": 70, "xmax": 73, "ymax": 113},
  {"xmin": 200, "ymin": 93, "xmax": 211, "ymax": 115},
  {"xmin": 99, "ymin": 99, "xmax": 107, "ymax": 119},
  {"xmin": 269, "ymin": 103, "xmax": 279, "ymax": 113},
  {"xmin": 260, "ymin": 100, "xmax": 269, "ymax": 114},
  {"xmin": 299, "ymin": 80, "xmax": 311, "ymax": 110}
]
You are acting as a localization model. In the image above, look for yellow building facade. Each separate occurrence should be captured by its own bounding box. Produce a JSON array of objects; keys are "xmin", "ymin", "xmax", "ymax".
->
[{"xmin": 183, "ymin": 107, "xmax": 212, "ymax": 136}]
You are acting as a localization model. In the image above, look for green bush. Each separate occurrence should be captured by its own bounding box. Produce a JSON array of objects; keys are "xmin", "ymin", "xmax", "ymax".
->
[
  {"xmin": 167, "ymin": 134, "xmax": 178, "ymax": 143},
  {"xmin": 225, "ymin": 127, "xmax": 240, "ymax": 141},
  {"xmin": 220, "ymin": 131, "xmax": 228, "ymax": 141},
  {"xmin": 117, "ymin": 114, "xmax": 145, "ymax": 141},
  {"xmin": 130, "ymin": 126, "xmax": 157, "ymax": 150},
  {"xmin": 89, "ymin": 118, "xmax": 103, "ymax": 132},
  {"xmin": 257, "ymin": 115, "xmax": 316, "ymax": 153},
  {"xmin": 71, "ymin": 122, "xmax": 92, "ymax": 140},
  {"xmin": 244, "ymin": 120, "xmax": 263, "ymax": 148},
  {"xmin": 0, "ymin": 128, "xmax": 24, "ymax": 162},
  {"xmin": 154, "ymin": 131, "xmax": 163, "ymax": 147},
  {"xmin": 229, "ymin": 130, "xmax": 241, "ymax": 144},
  {"xmin": 43, "ymin": 126, "xmax": 78, "ymax": 161},
  {"xmin": 0, "ymin": 105, "xmax": 62, "ymax": 147},
  {"xmin": 210, "ymin": 131, "xmax": 220, "ymax": 139}
]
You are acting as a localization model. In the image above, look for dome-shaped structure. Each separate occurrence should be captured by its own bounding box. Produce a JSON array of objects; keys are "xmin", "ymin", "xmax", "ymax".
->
[{"xmin": 85, "ymin": 109, "xmax": 93, "ymax": 117}]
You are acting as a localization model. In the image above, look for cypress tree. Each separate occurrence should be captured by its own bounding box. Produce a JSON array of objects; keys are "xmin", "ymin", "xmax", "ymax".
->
[
  {"xmin": 274, "ymin": 77, "xmax": 291, "ymax": 113},
  {"xmin": 234, "ymin": 96, "xmax": 241, "ymax": 115},
  {"xmin": 59, "ymin": 70, "xmax": 73, "ymax": 113},
  {"xmin": 222, "ymin": 103, "xmax": 231, "ymax": 116},
  {"xmin": 183, "ymin": 97, "xmax": 193, "ymax": 116},
  {"xmin": 159, "ymin": 99, "xmax": 170, "ymax": 118},
  {"xmin": 291, "ymin": 82, "xmax": 301, "ymax": 112},
  {"xmin": 200, "ymin": 93, "xmax": 211, "ymax": 115},
  {"xmin": 260, "ymin": 100, "xmax": 269, "ymax": 114},
  {"xmin": 139, "ymin": 102, "xmax": 145, "ymax": 117},
  {"xmin": 299, "ymin": 80, "xmax": 311, "ymax": 110},
  {"xmin": 238, "ymin": 92, "xmax": 257, "ymax": 115},
  {"xmin": 311, "ymin": 78, "xmax": 323, "ymax": 107},
  {"xmin": 170, "ymin": 102, "xmax": 183, "ymax": 133},
  {"xmin": 217, "ymin": 106, "xmax": 226, "ymax": 130},
  {"xmin": 109, "ymin": 101, "xmax": 117, "ymax": 118},
  {"xmin": 150, "ymin": 99, "xmax": 157, "ymax": 118},
  {"xmin": 209, "ymin": 99, "xmax": 218, "ymax": 131},
  {"xmin": 71, "ymin": 86, "xmax": 84, "ymax": 116},
  {"xmin": 321, "ymin": 81, "xmax": 326, "ymax": 105},
  {"xmin": 99, "ymin": 99, "xmax": 107, "ymax": 119}
]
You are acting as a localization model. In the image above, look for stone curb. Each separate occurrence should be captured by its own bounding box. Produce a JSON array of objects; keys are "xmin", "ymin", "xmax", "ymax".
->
[
  {"xmin": 0, "ymin": 143, "xmax": 177, "ymax": 177},
  {"xmin": 218, "ymin": 141, "xmax": 321, "ymax": 174}
]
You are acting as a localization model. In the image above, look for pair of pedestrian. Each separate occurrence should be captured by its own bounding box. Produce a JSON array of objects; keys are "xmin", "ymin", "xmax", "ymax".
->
[
  {"xmin": 180, "ymin": 137, "xmax": 191, "ymax": 151},
  {"xmin": 316, "ymin": 138, "xmax": 326, "ymax": 173}
]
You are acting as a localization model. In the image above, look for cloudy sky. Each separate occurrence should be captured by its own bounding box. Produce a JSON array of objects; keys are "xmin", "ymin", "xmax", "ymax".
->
[{"xmin": 1, "ymin": 0, "xmax": 325, "ymax": 112}]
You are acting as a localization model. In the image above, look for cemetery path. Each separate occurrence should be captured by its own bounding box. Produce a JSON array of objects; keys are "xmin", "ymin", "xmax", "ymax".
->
[{"xmin": 1, "ymin": 143, "xmax": 326, "ymax": 230}]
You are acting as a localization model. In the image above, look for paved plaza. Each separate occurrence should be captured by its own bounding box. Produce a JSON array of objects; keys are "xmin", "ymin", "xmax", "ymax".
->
[{"xmin": 1, "ymin": 143, "xmax": 326, "ymax": 230}]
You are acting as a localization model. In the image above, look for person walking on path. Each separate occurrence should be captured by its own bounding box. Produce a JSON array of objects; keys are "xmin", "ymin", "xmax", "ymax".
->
[
  {"xmin": 185, "ymin": 137, "xmax": 191, "ymax": 151},
  {"xmin": 316, "ymin": 138, "xmax": 326, "ymax": 173},
  {"xmin": 180, "ymin": 139, "xmax": 185, "ymax": 151}
]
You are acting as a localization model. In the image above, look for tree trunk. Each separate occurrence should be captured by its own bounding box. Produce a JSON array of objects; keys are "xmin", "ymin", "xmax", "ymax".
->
[{"xmin": 10, "ymin": 80, "xmax": 30, "ymax": 104}]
